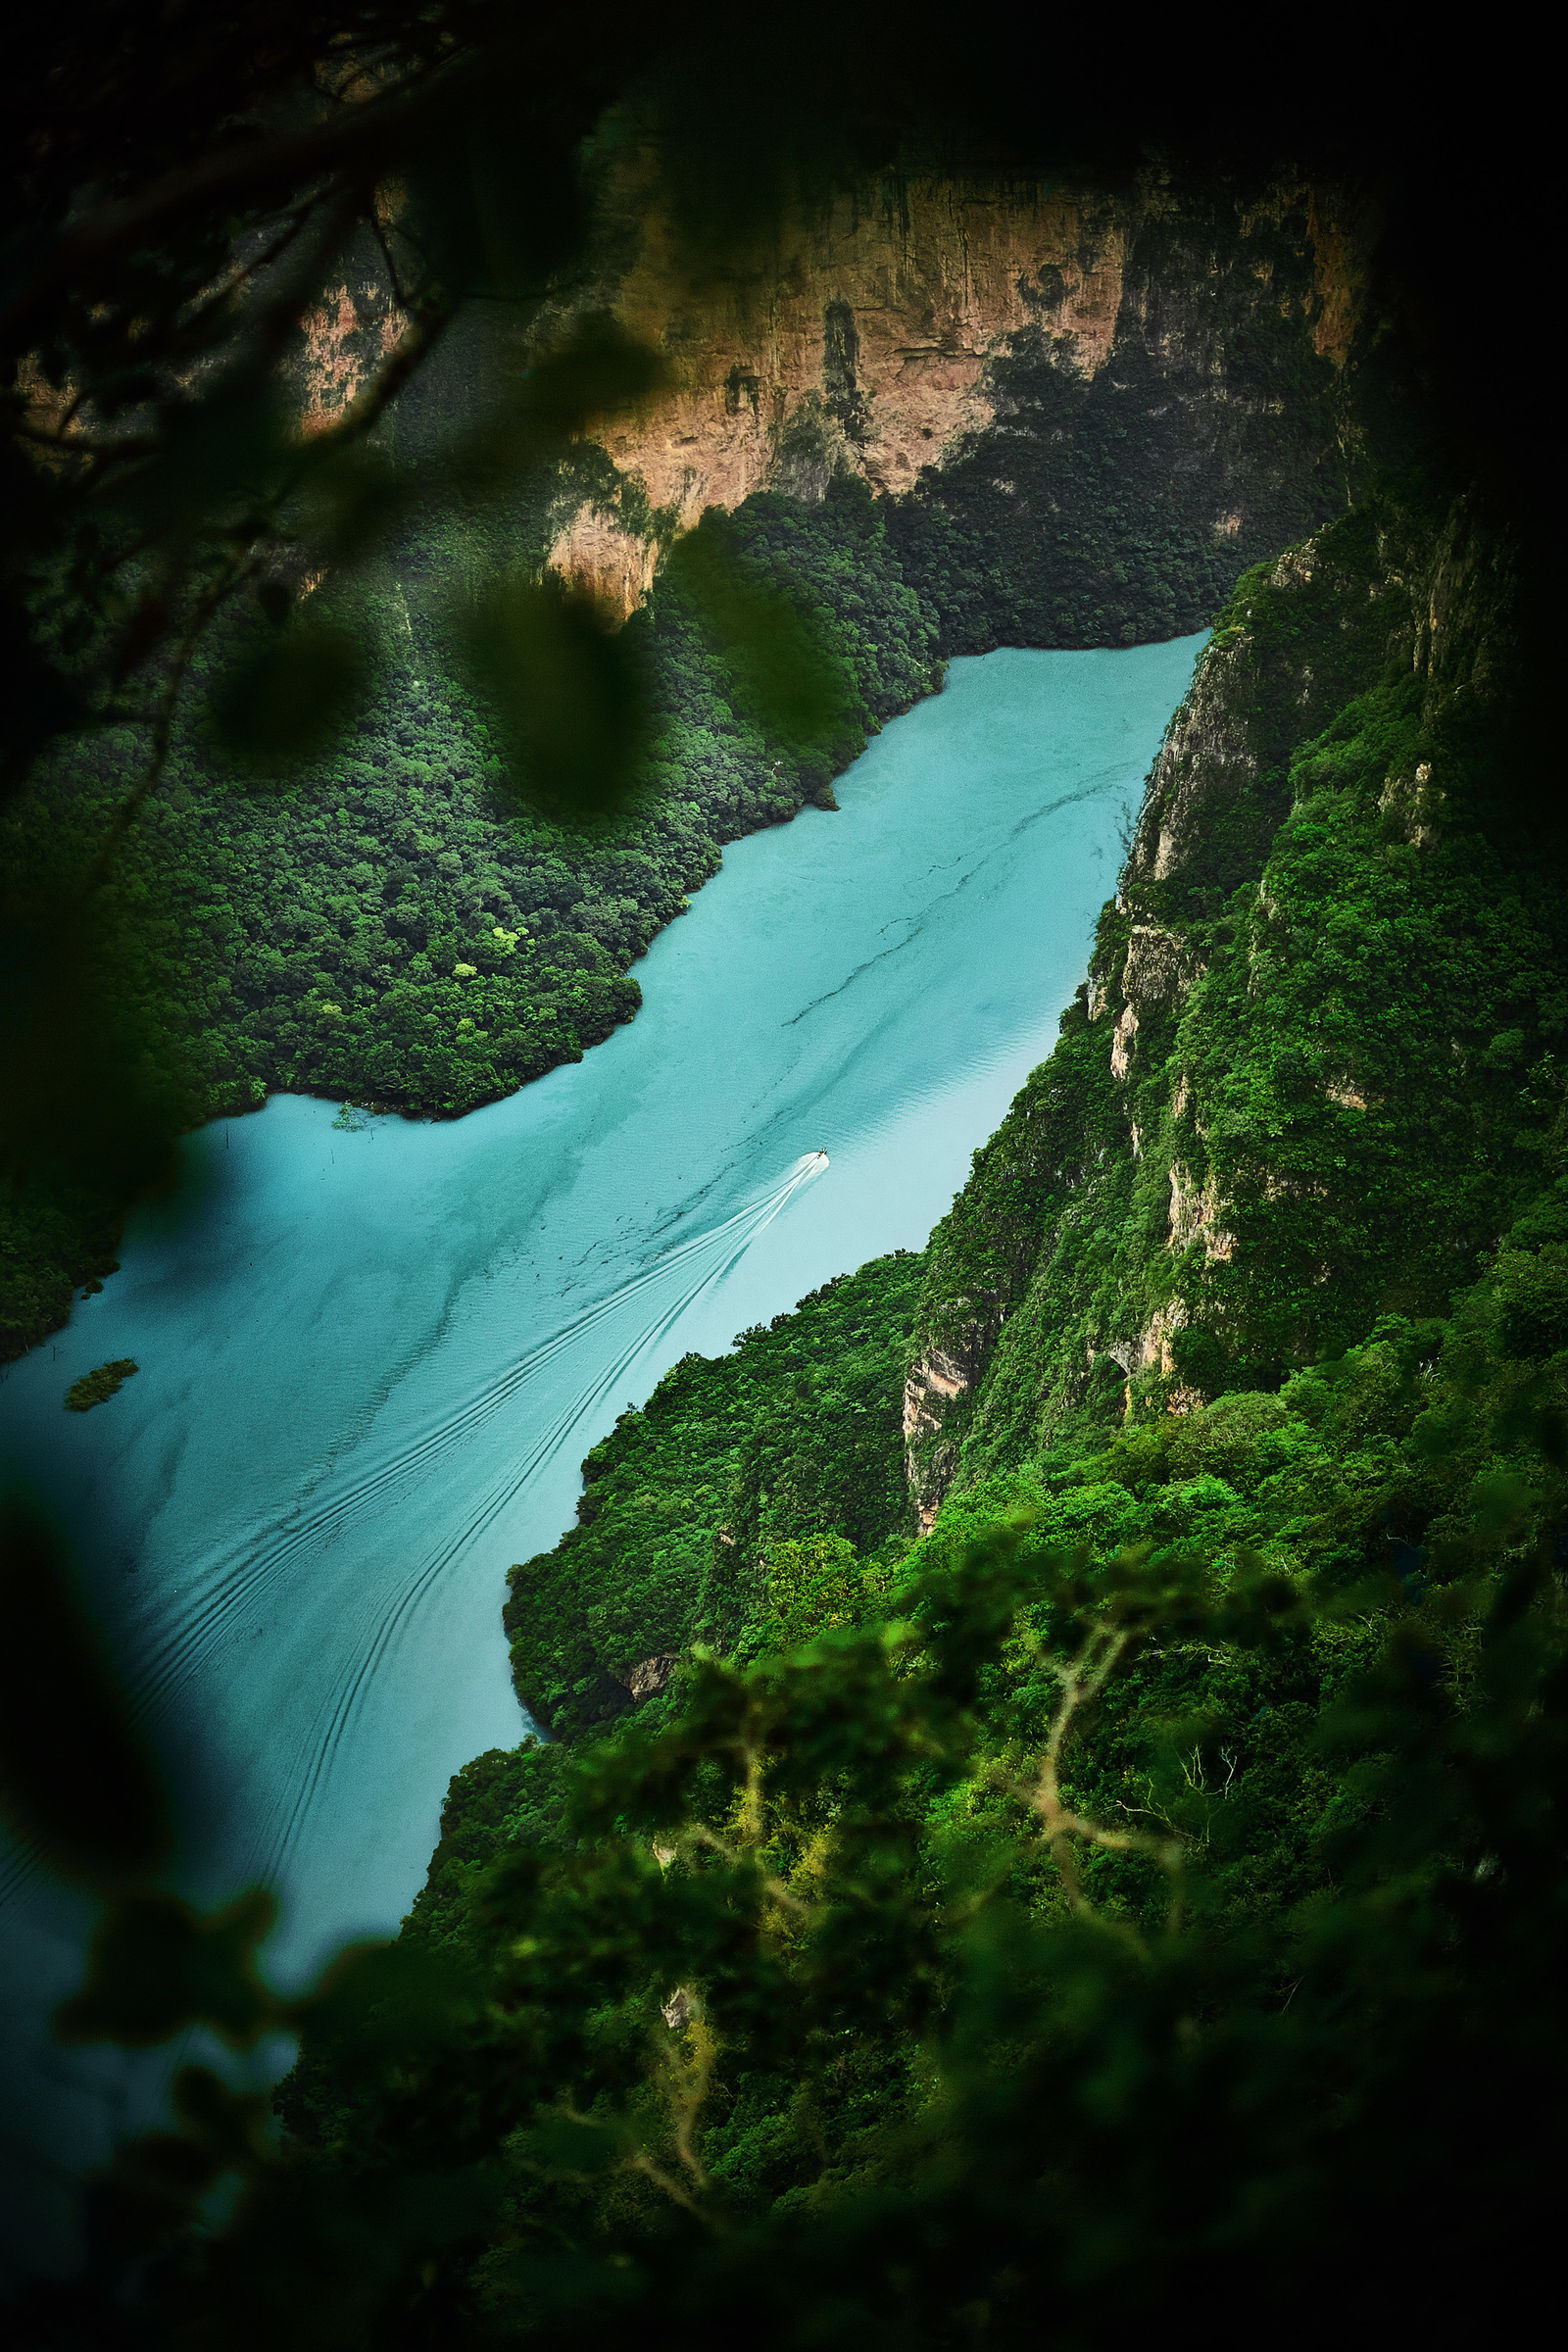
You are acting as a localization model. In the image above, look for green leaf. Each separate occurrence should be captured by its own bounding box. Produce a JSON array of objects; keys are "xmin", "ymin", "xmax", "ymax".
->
[
  {"xmin": 172, "ymin": 2063, "xmax": 273, "ymax": 2171},
  {"xmin": 665, "ymin": 529, "xmax": 853, "ymax": 747},
  {"xmin": 209, "ymin": 619, "xmax": 368, "ymax": 767},
  {"xmin": 297, "ymin": 1936, "xmax": 485, "ymax": 2061},
  {"xmin": 454, "ymin": 575, "xmax": 649, "ymax": 820},
  {"xmin": 521, "ymin": 2114, "xmax": 627, "ymax": 2178},
  {"xmin": 504, "ymin": 319, "xmax": 669, "ymax": 445},
  {"xmin": 0, "ymin": 1485, "xmax": 170, "ymax": 1883},
  {"xmin": 444, "ymin": 320, "xmax": 670, "ymax": 502},
  {"xmin": 57, "ymin": 1886, "xmax": 279, "ymax": 2047}
]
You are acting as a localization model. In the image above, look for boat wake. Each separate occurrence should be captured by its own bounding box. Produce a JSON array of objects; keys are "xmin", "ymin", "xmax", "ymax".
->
[{"xmin": 0, "ymin": 1153, "xmax": 828, "ymax": 1909}]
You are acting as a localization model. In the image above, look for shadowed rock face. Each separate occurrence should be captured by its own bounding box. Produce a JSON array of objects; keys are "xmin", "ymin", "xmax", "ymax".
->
[
  {"xmin": 298, "ymin": 151, "xmax": 1383, "ymax": 622},
  {"xmin": 521, "ymin": 154, "xmax": 1380, "ymax": 614},
  {"xmin": 534, "ymin": 156, "xmax": 1135, "ymax": 604}
]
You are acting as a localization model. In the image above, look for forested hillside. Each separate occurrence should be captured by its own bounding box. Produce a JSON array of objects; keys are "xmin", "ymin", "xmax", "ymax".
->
[
  {"xmin": 906, "ymin": 473, "xmax": 1551, "ymax": 1503},
  {"xmin": 501, "ymin": 1250, "xmax": 924, "ymax": 1745},
  {"xmin": 232, "ymin": 462, "xmax": 1568, "ymax": 2336}
]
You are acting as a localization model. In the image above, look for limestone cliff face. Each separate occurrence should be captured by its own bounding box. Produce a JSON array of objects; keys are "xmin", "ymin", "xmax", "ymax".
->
[
  {"xmin": 463, "ymin": 149, "xmax": 1380, "ymax": 616},
  {"xmin": 284, "ymin": 150, "xmax": 1385, "ymax": 640}
]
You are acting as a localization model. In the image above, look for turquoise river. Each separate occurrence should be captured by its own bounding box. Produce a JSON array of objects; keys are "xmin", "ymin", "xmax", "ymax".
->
[{"xmin": 0, "ymin": 634, "xmax": 1204, "ymax": 2266}]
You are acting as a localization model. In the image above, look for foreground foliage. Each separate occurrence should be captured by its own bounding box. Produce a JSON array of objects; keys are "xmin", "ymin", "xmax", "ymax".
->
[{"xmin": 21, "ymin": 1247, "xmax": 1566, "ymax": 2345}]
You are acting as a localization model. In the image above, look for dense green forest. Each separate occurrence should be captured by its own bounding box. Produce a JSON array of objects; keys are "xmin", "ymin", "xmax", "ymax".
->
[
  {"xmin": 906, "ymin": 475, "xmax": 1553, "ymax": 1495},
  {"xmin": 251, "ymin": 1216, "xmax": 1561, "ymax": 2352}
]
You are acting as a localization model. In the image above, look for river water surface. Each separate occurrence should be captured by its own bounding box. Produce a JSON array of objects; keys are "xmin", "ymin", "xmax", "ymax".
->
[{"xmin": 0, "ymin": 635, "xmax": 1203, "ymax": 2263}]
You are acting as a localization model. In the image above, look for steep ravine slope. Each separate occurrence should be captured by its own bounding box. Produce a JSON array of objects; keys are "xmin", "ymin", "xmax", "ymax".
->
[{"xmin": 905, "ymin": 478, "xmax": 1549, "ymax": 1516}]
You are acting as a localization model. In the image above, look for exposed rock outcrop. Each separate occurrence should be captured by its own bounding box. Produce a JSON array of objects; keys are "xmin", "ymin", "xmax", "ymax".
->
[
  {"xmin": 617, "ymin": 1652, "xmax": 680, "ymax": 1702},
  {"xmin": 533, "ymin": 156, "xmax": 1135, "ymax": 608},
  {"xmin": 1168, "ymin": 1161, "xmax": 1234, "ymax": 1262},
  {"xmin": 904, "ymin": 480, "xmax": 1519, "ymax": 1520},
  {"xmin": 903, "ymin": 1342, "xmax": 975, "ymax": 1533},
  {"xmin": 306, "ymin": 147, "xmax": 1385, "ymax": 624}
]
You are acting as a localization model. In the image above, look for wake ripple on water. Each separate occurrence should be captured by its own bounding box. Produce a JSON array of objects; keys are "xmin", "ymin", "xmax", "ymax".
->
[{"xmin": 0, "ymin": 1154, "xmax": 828, "ymax": 1912}]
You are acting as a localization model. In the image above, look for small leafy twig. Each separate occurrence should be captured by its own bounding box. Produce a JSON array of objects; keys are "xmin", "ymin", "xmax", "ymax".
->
[
  {"xmin": 654, "ymin": 2002, "xmax": 719, "ymax": 2189},
  {"xmin": 180, "ymin": 201, "xmax": 329, "ymax": 338},
  {"xmin": 667, "ymin": 1820, "xmax": 812, "ymax": 1918},
  {"xmin": 1012, "ymin": 1620, "xmax": 1189, "ymax": 1928},
  {"xmin": 626, "ymin": 2148, "xmax": 711, "ymax": 2222}
]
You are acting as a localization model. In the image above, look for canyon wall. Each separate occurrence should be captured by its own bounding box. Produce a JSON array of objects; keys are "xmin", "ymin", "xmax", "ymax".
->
[
  {"xmin": 903, "ymin": 480, "xmax": 1533, "ymax": 1521},
  {"xmin": 525, "ymin": 152, "xmax": 1383, "ymax": 620},
  {"xmin": 531, "ymin": 155, "xmax": 1131, "ymax": 607},
  {"xmin": 298, "ymin": 151, "xmax": 1389, "ymax": 635}
]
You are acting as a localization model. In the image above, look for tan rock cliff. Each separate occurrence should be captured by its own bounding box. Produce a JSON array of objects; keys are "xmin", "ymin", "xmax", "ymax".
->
[
  {"xmin": 535, "ymin": 151, "xmax": 1132, "ymax": 611},
  {"xmin": 429, "ymin": 146, "xmax": 1379, "ymax": 615}
]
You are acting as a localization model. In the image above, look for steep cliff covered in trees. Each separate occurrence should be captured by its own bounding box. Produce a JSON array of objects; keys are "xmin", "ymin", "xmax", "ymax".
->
[
  {"xmin": 904, "ymin": 475, "xmax": 1547, "ymax": 1514},
  {"xmin": 417, "ymin": 469, "xmax": 1549, "ymax": 1830}
]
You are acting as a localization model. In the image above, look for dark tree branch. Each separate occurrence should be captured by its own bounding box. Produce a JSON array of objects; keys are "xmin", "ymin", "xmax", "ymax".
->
[{"xmin": 3, "ymin": 51, "xmax": 475, "ymax": 341}]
